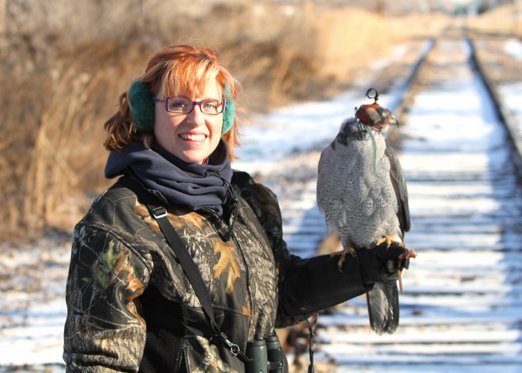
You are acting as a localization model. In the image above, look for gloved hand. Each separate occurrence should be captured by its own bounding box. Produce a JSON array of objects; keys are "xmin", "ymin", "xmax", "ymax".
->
[{"xmin": 356, "ymin": 243, "xmax": 412, "ymax": 286}]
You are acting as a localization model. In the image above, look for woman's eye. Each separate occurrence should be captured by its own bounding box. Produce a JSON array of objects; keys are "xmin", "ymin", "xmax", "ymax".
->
[
  {"xmin": 202, "ymin": 100, "xmax": 221, "ymax": 112},
  {"xmin": 203, "ymin": 102, "xmax": 217, "ymax": 110},
  {"xmin": 170, "ymin": 100, "xmax": 188, "ymax": 109}
]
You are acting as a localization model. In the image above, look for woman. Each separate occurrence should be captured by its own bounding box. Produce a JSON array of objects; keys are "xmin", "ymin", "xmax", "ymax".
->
[{"xmin": 63, "ymin": 44, "xmax": 410, "ymax": 372}]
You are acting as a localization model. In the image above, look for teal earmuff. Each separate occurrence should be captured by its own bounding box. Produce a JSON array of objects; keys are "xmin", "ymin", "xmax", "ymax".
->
[
  {"xmin": 222, "ymin": 86, "xmax": 235, "ymax": 135},
  {"xmin": 129, "ymin": 80, "xmax": 155, "ymax": 132},
  {"xmin": 128, "ymin": 80, "xmax": 235, "ymax": 135}
]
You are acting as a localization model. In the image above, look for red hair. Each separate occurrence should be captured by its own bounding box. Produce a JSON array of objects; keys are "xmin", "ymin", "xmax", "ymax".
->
[{"xmin": 104, "ymin": 44, "xmax": 240, "ymax": 160}]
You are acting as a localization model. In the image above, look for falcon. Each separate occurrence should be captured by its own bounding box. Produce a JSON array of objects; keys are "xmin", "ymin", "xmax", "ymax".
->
[{"xmin": 317, "ymin": 88, "xmax": 414, "ymax": 334}]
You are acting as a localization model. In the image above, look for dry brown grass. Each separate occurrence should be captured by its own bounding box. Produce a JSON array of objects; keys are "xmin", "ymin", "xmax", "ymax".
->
[
  {"xmin": 1, "ymin": 0, "xmax": 451, "ymax": 241},
  {"xmin": 465, "ymin": 3, "xmax": 522, "ymax": 39}
]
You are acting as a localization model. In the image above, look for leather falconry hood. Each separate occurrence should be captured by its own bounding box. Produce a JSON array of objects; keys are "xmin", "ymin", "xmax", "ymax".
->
[{"xmin": 355, "ymin": 88, "xmax": 398, "ymax": 131}]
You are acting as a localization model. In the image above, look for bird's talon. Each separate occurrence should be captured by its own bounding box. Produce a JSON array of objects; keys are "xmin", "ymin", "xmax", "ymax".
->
[
  {"xmin": 337, "ymin": 252, "xmax": 346, "ymax": 272},
  {"xmin": 337, "ymin": 248, "xmax": 356, "ymax": 272}
]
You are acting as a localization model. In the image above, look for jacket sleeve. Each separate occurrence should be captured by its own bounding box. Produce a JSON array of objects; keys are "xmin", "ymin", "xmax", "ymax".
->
[
  {"xmin": 243, "ymin": 178, "xmax": 369, "ymax": 327},
  {"xmin": 63, "ymin": 224, "xmax": 152, "ymax": 372}
]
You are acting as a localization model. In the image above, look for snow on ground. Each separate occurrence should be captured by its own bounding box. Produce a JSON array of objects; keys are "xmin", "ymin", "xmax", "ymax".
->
[
  {"xmin": 499, "ymin": 38, "xmax": 522, "ymax": 146},
  {"xmin": 0, "ymin": 236, "xmax": 70, "ymax": 371},
  {"xmin": 504, "ymin": 38, "xmax": 522, "ymax": 60}
]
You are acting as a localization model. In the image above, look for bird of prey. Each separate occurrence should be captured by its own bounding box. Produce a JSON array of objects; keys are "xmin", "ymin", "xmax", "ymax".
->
[{"xmin": 317, "ymin": 88, "xmax": 414, "ymax": 334}]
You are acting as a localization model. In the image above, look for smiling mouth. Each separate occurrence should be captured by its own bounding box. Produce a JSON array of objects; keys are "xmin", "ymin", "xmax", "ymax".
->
[{"xmin": 179, "ymin": 133, "xmax": 207, "ymax": 142}]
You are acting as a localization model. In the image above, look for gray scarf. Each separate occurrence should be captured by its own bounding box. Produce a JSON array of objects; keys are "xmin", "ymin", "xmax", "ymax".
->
[{"xmin": 105, "ymin": 140, "xmax": 233, "ymax": 216}]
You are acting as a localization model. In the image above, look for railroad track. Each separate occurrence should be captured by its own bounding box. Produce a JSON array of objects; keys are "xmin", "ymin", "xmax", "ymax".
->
[{"xmin": 254, "ymin": 32, "xmax": 522, "ymax": 372}]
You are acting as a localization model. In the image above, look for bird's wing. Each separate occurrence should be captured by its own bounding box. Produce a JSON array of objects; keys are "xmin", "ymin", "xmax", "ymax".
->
[
  {"xmin": 317, "ymin": 144, "xmax": 343, "ymax": 232},
  {"xmin": 317, "ymin": 144, "xmax": 334, "ymax": 212},
  {"xmin": 385, "ymin": 139, "xmax": 411, "ymax": 235}
]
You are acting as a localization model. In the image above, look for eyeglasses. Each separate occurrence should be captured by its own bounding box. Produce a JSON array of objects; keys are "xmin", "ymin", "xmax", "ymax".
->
[{"xmin": 152, "ymin": 96, "xmax": 226, "ymax": 115}]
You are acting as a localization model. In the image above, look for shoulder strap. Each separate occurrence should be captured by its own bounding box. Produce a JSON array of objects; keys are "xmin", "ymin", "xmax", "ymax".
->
[
  {"xmin": 149, "ymin": 205, "xmax": 216, "ymax": 323},
  {"xmin": 146, "ymin": 203, "xmax": 250, "ymax": 363}
]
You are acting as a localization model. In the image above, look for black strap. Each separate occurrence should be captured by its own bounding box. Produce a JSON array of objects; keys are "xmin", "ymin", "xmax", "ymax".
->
[
  {"xmin": 147, "ymin": 204, "xmax": 250, "ymax": 363},
  {"xmin": 306, "ymin": 316, "xmax": 317, "ymax": 373}
]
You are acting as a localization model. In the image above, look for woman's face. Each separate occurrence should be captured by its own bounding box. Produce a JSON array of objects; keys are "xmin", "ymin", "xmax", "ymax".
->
[{"xmin": 154, "ymin": 80, "xmax": 223, "ymax": 164}]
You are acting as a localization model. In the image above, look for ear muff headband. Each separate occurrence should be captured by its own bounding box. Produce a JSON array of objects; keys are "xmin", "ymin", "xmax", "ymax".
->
[{"xmin": 128, "ymin": 80, "xmax": 235, "ymax": 135}]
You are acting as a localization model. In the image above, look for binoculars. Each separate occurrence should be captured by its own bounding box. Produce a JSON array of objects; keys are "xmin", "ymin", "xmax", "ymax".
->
[{"xmin": 245, "ymin": 334, "xmax": 287, "ymax": 373}]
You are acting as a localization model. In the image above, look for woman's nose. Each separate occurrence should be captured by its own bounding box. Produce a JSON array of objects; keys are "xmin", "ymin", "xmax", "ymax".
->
[{"xmin": 186, "ymin": 105, "xmax": 204, "ymax": 125}]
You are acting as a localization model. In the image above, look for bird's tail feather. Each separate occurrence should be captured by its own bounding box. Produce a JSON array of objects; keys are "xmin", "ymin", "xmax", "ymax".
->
[{"xmin": 366, "ymin": 280, "xmax": 399, "ymax": 334}]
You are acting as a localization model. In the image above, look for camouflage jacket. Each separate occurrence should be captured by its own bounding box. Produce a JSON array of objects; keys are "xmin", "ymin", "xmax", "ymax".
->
[{"xmin": 63, "ymin": 172, "xmax": 368, "ymax": 372}]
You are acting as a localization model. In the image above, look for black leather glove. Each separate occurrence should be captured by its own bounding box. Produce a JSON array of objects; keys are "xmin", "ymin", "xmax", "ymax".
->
[
  {"xmin": 280, "ymin": 253, "xmax": 369, "ymax": 316},
  {"xmin": 356, "ymin": 243, "xmax": 410, "ymax": 286}
]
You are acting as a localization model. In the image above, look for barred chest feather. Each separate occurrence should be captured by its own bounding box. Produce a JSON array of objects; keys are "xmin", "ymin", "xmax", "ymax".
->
[{"xmin": 317, "ymin": 127, "xmax": 401, "ymax": 249}]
